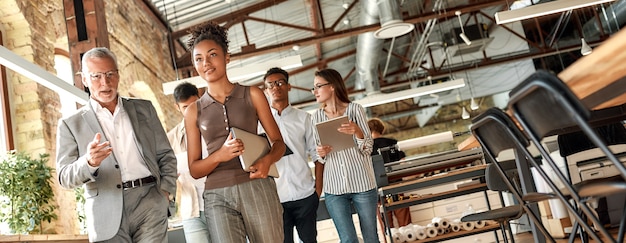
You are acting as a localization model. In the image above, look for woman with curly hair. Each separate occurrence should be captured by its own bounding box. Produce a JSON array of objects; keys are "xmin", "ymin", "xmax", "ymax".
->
[{"xmin": 183, "ymin": 21, "xmax": 286, "ymax": 242}]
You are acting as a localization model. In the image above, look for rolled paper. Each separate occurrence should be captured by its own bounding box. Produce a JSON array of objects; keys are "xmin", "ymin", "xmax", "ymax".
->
[
  {"xmin": 428, "ymin": 221, "xmax": 440, "ymax": 229},
  {"xmin": 475, "ymin": 220, "xmax": 486, "ymax": 229},
  {"xmin": 461, "ymin": 221, "xmax": 475, "ymax": 231},
  {"xmin": 437, "ymin": 227, "xmax": 445, "ymax": 235},
  {"xmin": 397, "ymin": 131, "xmax": 454, "ymax": 150},
  {"xmin": 450, "ymin": 223, "xmax": 461, "ymax": 232},
  {"xmin": 391, "ymin": 227, "xmax": 406, "ymax": 243},
  {"xmin": 413, "ymin": 226, "xmax": 427, "ymax": 240},
  {"xmin": 424, "ymin": 226, "xmax": 438, "ymax": 238},
  {"xmin": 432, "ymin": 217, "xmax": 450, "ymax": 229},
  {"xmin": 399, "ymin": 225, "xmax": 416, "ymax": 242}
]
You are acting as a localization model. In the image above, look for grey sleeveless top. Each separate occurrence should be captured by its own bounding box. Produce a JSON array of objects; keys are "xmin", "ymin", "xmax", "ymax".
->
[{"xmin": 196, "ymin": 84, "xmax": 257, "ymax": 190}]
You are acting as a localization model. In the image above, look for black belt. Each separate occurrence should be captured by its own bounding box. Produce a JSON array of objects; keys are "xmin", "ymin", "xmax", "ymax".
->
[{"xmin": 122, "ymin": 176, "xmax": 156, "ymax": 189}]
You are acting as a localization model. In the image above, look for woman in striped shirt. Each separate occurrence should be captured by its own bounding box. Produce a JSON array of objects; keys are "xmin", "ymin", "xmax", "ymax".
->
[{"xmin": 311, "ymin": 68, "xmax": 379, "ymax": 243}]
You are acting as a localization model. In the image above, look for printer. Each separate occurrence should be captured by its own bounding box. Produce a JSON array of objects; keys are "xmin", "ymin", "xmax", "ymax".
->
[
  {"xmin": 565, "ymin": 144, "xmax": 626, "ymax": 227},
  {"xmin": 566, "ymin": 144, "xmax": 626, "ymax": 184}
]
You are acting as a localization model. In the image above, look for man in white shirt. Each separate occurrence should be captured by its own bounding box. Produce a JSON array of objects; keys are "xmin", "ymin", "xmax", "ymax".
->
[
  {"xmin": 56, "ymin": 47, "xmax": 176, "ymax": 242},
  {"xmin": 263, "ymin": 67, "xmax": 324, "ymax": 243},
  {"xmin": 166, "ymin": 82, "xmax": 210, "ymax": 242}
]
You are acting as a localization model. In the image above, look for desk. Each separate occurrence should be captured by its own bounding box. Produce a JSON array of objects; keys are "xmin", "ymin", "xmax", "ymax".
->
[{"xmin": 378, "ymin": 164, "xmax": 502, "ymax": 243}]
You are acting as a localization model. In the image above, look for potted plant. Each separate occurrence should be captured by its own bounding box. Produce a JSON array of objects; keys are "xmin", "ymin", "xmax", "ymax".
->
[{"xmin": 0, "ymin": 151, "xmax": 57, "ymax": 234}]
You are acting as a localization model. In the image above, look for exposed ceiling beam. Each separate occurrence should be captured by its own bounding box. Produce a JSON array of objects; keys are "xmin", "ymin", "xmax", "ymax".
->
[
  {"xmin": 174, "ymin": 0, "xmax": 509, "ymax": 67},
  {"xmin": 291, "ymin": 39, "xmax": 606, "ymax": 107},
  {"xmin": 171, "ymin": 0, "xmax": 290, "ymax": 39}
]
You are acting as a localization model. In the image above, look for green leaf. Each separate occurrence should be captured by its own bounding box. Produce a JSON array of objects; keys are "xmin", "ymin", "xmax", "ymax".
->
[{"xmin": 0, "ymin": 151, "xmax": 57, "ymax": 234}]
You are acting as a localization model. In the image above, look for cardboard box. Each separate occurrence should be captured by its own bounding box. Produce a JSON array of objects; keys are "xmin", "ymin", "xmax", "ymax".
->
[
  {"xmin": 551, "ymin": 218, "xmax": 572, "ymax": 238},
  {"xmin": 538, "ymin": 201, "xmax": 552, "ymax": 218}
]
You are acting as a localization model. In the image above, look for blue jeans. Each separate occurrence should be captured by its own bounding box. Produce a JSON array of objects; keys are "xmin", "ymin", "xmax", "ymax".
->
[
  {"xmin": 325, "ymin": 189, "xmax": 379, "ymax": 243},
  {"xmin": 182, "ymin": 211, "xmax": 211, "ymax": 243}
]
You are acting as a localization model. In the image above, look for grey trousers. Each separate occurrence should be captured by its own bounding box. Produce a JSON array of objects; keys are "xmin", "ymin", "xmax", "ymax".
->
[
  {"xmin": 203, "ymin": 178, "xmax": 284, "ymax": 243},
  {"xmin": 97, "ymin": 183, "xmax": 168, "ymax": 243}
]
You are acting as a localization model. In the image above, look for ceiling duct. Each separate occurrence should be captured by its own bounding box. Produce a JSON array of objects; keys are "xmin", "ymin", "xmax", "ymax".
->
[
  {"xmin": 583, "ymin": 0, "xmax": 626, "ymax": 38},
  {"xmin": 354, "ymin": 0, "xmax": 411, "ymax": 96},
  {"xmin": 354, "ymin": 0, "xmax": 383, "ymax": 96},
  {"xmin": 373, "ymin": 0, "xmax": 414, "ymax": 39}
]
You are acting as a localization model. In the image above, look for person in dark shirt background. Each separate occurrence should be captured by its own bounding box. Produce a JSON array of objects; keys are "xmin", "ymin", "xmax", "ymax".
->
[
  {"xmin": 368, "ymin": 118, "xmax": 405, "ymax": 162},
  {"xmin": 367, "ymin": 118, "xmax": 411, "ymax": 228}
]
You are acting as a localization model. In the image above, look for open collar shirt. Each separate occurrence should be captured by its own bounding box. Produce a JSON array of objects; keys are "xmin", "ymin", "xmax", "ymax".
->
[
  {"xmin": 89, "ymin": 96, "xmax": 152, "ymax": 182},
  {"xmin": 268, "ymin": 105, "xmax": 319, "ymax": 202}
]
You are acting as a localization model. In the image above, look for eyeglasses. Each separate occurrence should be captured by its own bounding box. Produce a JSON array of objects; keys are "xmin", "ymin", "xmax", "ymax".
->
[
  {"xmin": 86, "ymin": 70, "xmax": 119, "ymax": 81},
  {"xmin": 310, "ymin": 83, "xmax": 331, "ymax": 93},
  {"xmin": 265, "ymin": 79, "xmax": 288, "ymax": 89}
]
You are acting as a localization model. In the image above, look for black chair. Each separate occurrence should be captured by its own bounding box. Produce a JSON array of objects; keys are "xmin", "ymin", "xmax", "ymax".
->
[
  {"xmin": 508, "ymin": 70, "xmax": 626, "ymax": 243},
  {"xmin": 467, "ymin": 107, "xmax": 555, "ymax": 243},
  {"xmin": 460, "ymin": 161, "xmax": 524, "ymax": 243}
]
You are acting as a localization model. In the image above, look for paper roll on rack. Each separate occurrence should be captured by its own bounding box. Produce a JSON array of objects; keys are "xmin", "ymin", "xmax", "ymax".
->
[
  {"xmin": 474, "ymin": 220, "xmax": 486, "ymax": 229},
  {"xmin": 390, "ymin": 228, "xmax": 406, "ymax": 243},
  {"xmin": 454, "ymin": 219, "xmax": 475, "ymax": 231},
  {"xmin": 399, "ymin": 225, "xmax": 416, "ymax": 242},
  {"xmin": 397, "ymin": 131, "xmax": 454, "ymax": 150},
  {"xmin": 432, "ymin": 217, "xmax": 450, "ymax": 229},
  {"xmin": 424, "ymin": 226, "xmax": 438, "ymax": 238},
  {"xmin": 450, "ymin": 223, "xmax": 461, "ymax": 232},
  {"xmin": 412, "ymin": 225, "xmax": 427, "ymax": 240}
]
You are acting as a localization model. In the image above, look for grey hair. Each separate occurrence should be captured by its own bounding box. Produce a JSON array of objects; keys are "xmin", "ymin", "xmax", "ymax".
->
[{"xmin": 81, "ymin": 47, "xmax": 118, "ymax": 73}]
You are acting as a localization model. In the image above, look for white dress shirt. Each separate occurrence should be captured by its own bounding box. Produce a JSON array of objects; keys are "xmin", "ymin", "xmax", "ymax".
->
[
  {"xmin": 167, "ymin": 121, "xmax": 207, "ymax": 218},
  {"xmin": 266, "ymin": 105, "xmax": 320, "ymax": 203},
  {"xmin": 89, "ymin": 97, "xmax": 152, "ymax": 182}
]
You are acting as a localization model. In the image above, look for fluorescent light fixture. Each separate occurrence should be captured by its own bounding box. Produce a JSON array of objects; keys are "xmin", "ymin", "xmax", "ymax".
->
[
  {"xmin": 461, "ymin": 107, "xmax": 470, "ymax": 119},
  {"xmin": 581, "ymin": 38, "xmax": 593, "ymax": 56},
  {"xmin": 228, "ymin": 55, "xmax": 302, "ymax": 82},
  {"xmin": 0, "ymin": 46, "xmax": 88, "ymax": 104},
  {"xmin": 495, "ymin": 0, "xmax": 616, "ymax": 25},
  {"xmin": 354, "ymin": 78, "xmax": 465, "ymax": 108},
  {"xmin": 163, "ymin": 55, "xmax": 303, "ymax": 94}
]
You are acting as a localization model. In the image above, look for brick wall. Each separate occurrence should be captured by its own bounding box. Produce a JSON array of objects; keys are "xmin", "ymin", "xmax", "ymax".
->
[
  {"xmin": 0, "ymin": 0, "xmax": 495, "ymax": 237},
  {"xmin": 0, "ymin": 0, "xmax": 183, "ymax": 235}
]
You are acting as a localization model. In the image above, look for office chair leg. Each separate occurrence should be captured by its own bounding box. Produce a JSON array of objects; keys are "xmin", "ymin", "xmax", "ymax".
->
[
  {"xmin": 500, "ymin": 222, "xmax": 510, "ymax": 243},
  {"xmin": 617, "ymin": 202, "xmax": 626, "ymax": 243},
  {"xmin": 565, "ymin": 204, "xmax": 593, "ymax": 243},
  {"xmin": 568, "ymin": 219, "xmax": 579, "ymax": 243},
  {"xmin": 507, "ymin": 222, "xmax": 516, "ymax": 243}
]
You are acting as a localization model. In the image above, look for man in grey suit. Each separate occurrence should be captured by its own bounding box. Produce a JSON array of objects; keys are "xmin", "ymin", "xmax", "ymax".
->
[{"xmin": 56, "ymin": 47, "xmax": 177, "ymax": 243}]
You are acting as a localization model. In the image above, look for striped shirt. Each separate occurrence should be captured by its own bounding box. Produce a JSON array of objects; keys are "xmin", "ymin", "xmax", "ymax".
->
[{"xmin": 312, "ymin": 102, "xmax": 377, "ymax": 195}]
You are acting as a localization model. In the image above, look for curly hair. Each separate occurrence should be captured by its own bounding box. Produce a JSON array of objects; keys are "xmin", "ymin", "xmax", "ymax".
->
[{"xmin": 186, "ymin": 21, "xmax": 229, "ymax": 54}]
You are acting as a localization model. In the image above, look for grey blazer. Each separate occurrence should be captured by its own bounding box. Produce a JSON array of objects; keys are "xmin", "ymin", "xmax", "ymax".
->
[{"xmin": 56, "ymin": 97, "xmax": 177, "ymax": 242}]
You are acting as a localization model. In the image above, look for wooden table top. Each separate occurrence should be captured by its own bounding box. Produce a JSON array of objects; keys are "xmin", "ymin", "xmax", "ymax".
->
[{"xmin": 459, "ymin": 28, "xmax": 626, "ymax": 151}]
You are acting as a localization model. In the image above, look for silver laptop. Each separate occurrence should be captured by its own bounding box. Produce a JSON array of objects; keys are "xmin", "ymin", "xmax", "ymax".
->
[
  {"xmin": 230, "ymin": 127, "xmax": 279, "ymax": 178},
  {"xmin": 315, "ymin": 115, "xmax": 355, "ymax": 153}
]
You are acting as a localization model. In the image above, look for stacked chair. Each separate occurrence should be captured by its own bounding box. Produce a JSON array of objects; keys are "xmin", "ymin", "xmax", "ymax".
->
[
  {"xmin": 465, "ymin": 70, "xmax": 626, "ymax": 243},
  {"xmin": 464, "ymin": 108, "xmax": 555, "ymax": 243},
  {"xmin": 507, "ymin": 70, "xmax": 626, "ymax": 242}
]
